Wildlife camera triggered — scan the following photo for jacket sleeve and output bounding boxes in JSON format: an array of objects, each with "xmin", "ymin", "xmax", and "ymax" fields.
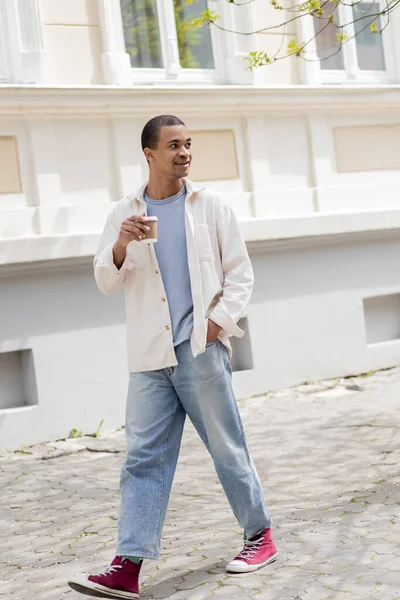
[
  {"xmin": 208, "ymin": 198, "xmax": 254, "ymax": 338},
  {"xmin": 93, "ymin": 209, "xmax": 134, "ymax": 295}
]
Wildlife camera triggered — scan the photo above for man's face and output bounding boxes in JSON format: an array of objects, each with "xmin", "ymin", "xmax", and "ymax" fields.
[{"xmin": 145, "ymin": 125, "xmax": 192, "ymax": 179}]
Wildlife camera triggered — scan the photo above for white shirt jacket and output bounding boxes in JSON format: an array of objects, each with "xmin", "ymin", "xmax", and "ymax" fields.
[{"xmin": 94, "ymin": 179, "xmax": 254, "ymax": 373}]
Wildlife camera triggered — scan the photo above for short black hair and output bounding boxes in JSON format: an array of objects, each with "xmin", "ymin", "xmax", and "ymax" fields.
[{"xmin": 141, "ymin": 115, "xmax": 185, "ymax": 151}]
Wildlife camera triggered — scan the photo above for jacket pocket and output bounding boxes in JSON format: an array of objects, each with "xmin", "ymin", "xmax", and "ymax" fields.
[
  {"xmin": 126, "ymin": 242, "xmax": 151, "ymax": 268},
  {"xmin": 194, "ymin": 224, "xmax": 216, "ymax": 261}
]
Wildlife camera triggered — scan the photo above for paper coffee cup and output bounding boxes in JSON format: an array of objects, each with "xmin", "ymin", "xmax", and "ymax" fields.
[{"xmin": 144, "ymin": 216, "xmax": 158, "ymax": 243}]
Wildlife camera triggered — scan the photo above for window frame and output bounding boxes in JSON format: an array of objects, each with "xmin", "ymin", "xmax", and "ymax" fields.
[
  {"xmin": 122, "ymin": 0, "xmax": 226, "ymax": 85},
  {"xmin": 298, "ymin": 0, "xmax": 395, "ymax": 85}
]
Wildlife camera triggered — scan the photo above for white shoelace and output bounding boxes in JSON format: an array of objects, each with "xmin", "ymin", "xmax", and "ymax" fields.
[
  {"xmin": 236, "ymin": 537, "xmax": 263, "ymax": 559},
  {"xmin": 99, "ymin": 564, "xmax": 123, "ymax": 576}
]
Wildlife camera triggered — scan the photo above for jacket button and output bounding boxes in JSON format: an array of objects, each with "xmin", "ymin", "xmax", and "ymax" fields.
[
  {"xmin": 142, "ymin": 212, "xmax": 146, "ymax": 217},
  {"xmin": 155, "ymin": 269, "xmax": 159, "ymax": 274},
  {"xmin": 165, "ymin": 325, "xmax": 170, "ymax": 331},
  {"xmin": 161, "ymin": 297, "xmax": 166, "ymax": 302}
]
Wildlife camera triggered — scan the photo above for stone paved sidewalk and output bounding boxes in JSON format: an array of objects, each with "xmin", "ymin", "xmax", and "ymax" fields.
[{"xmin": 1, "ymin": 368, "xmax": 400, "ymax": 600}]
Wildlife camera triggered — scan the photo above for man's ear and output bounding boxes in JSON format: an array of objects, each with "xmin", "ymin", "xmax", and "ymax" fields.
[{"xmin": 144, "ymin": 148, "xmax": 153, "ymax": 162}]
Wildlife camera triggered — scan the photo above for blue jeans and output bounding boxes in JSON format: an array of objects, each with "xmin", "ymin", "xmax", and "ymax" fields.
[{"xmin": 117, "ymin": 340, "xmax": 271, "ymax": 560}]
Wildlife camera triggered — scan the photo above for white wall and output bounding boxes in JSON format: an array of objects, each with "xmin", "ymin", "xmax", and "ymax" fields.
[
  {"xmin": 2, "ymin": 230, "xmax": 400, "ymax": 449},
  {"xmin": 0, "ymin": 264, "xmax": 128, "ymax": 449},
  {"xmin": 235, "ymin": 233, "xmax": 400, "ymax": 398}
]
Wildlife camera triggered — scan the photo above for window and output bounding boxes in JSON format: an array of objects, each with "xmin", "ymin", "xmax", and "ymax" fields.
[
  {"xmin": 121, "ymin": 0, "xmax": 163, "ymax": 69},
  {"xmin": 120, "ymin": 0, "xmax": 220, "ymax": 83},
  {"xmin": 352, "ymin": 2, "xmax": 386, "ymax": 71},
  {"xmin": 313, "ymin": 1, "xmax": 345, "ymax": 71},
  {"xmin": 0, "ymin": 350, "xmax": 38, "ymax": 411},
  {"xmin": 301, "ymin": 0, "xmax": 393, "ymax": 83}
]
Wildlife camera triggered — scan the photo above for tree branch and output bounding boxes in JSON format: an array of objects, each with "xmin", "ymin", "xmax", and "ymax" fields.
[{"xmin": 188, "ymin": 0, "xmax": 400, "ymax": 67}]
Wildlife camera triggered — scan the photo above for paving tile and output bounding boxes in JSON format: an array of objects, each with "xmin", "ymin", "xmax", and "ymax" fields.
[{"xmin": 2, "ymin": 367, "xmax": 400, "ymax": 599}]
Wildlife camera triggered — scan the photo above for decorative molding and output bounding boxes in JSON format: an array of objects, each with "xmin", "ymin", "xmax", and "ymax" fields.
[
  {"xmin": 245, "ymin": 117, "xmax": 269, "ymax": 190},
  {"xmin": 247, "ymin": 227, "xmax": 400, "ymax": 254},
  {"xmin": 27, "ymin": 119, "xmax": 62, "ymax": 211},
  {"xmin": 2, "ymin": 209, "xmax": 400, "ymax": 271},
  {"xmin": 97, "ymin": 0, "xmax": 132, "ymax": 85},
  {"xmin": 0, "ymin": 3, "xmax": 10, "ymax": 81},
  {"xmin": 1, "ymin": 85, "xmax": 400, "ymax": 118},
  {"xmin": 8, "ymin": 0, "xmax": 51, "ymax": 83},
  {"xmin": 17, "ymin": 0, "xmax": 44, "ymax": 53}
]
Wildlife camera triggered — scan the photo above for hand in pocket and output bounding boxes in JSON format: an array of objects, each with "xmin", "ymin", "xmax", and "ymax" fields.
[{"xmin": 206, "ymin": 319, "xmax": 222, "ymax": 344}]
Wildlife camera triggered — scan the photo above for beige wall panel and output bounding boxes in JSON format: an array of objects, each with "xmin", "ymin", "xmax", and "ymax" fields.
[
  {"xmin": 0, "ymin": 137, "xmax": 22, "ymax": 194},
  {"xmin": 43, "ymin": 25, "xmax": 103, "ymax": 84},
  {"xmin": 40, "ymin": 0, "xmax": 99, "ymax": 25},
  {"xmin": 334, "ymin": 125, "xmax": 400, "ymax": 173},
  {"xmin": 256, "ymin": 34, "xmax": 300, "ymax": 85},
  {"xmin": 190, "ymin": 130, "xmax": 239, "ymax": 182}
]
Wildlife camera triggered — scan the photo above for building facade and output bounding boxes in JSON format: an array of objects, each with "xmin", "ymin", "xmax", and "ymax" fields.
[{"xmin": 1, "ymin": 0, "xmax": 400, "ymax": 449}]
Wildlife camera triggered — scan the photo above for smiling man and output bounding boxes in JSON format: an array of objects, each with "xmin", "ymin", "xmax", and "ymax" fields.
[{"xmin": 68, "ymin": 115, "xmax": 277, "ymax": 599}]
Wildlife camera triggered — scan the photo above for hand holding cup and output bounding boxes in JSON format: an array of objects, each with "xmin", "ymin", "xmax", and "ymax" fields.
[{"xmin": 117, "ymin": 216, "xmax": 151, "ymax": 248}]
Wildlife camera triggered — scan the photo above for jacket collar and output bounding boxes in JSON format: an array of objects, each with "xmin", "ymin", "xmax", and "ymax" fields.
[{"xmin": 128, "ymin": 179, "xmax": 205, "ymax": 204}]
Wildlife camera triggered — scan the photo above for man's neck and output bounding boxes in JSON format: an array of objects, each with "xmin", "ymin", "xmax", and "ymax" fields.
[{"xmin": 145, "ymin": 177, "xmax": 184, "ymax": 201}]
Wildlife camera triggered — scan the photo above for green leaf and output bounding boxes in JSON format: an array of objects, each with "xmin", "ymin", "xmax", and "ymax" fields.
[
  {"xmin": 300, "ymin": 0, "xmax": 323, "ymax": 14},
  {"xmin": 14, "ymin": 443, "xmax": 33, "ymax": 455},
  {"xmin": 94, "ymin": 418, "xmax": 104, "ymax": 438},
  {"xmin": 187, "ymin": 9, "xmax": 220, "ymax": 29},
  {"xmin": 245, "ymin": 51, "xmax": 271, "ymax": 71},
  {"xmin": 68, "ymin": 428, "xmax": 83, "ymax": 439},
  {"xmin": 287, "ymin": 38, "xmax": 305, "ymax": 56},
  {"xmin": 370, "ymin": 22, "xmax": 377, "ymax": 33},
  {"xmin": 336, "ymin": 31, "xmax": 349, "ymax": 42}
]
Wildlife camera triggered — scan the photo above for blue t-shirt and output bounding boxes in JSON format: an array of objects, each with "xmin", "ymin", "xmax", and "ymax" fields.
[{"xmin": 144, "ymin": 185, "xmax": 194, "ymax": 347}]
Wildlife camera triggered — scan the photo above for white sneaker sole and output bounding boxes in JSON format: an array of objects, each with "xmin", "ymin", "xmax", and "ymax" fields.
[
  {"xmin": 226, "ymin": 551, "xmax": 279, "ymax": 573},
  {"xmin": 68, "ymin": 578, "xmax": 139, "ymax": 599}
]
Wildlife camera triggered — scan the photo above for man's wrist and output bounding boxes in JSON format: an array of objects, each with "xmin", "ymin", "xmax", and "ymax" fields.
[
  {"xmin": 114, "ymin": 240, "xmax": 127, "ymax": 252},
  {"xmin": 113, "ymin": 241, "xmax": 127, "ymax": 269},
  {"xmin": 209, "ymin": 319, "xmax": 222, "ymax": 333},
  {"xmin": 207, "ymin": 319, "xmax": 223, "ymax": 343}
]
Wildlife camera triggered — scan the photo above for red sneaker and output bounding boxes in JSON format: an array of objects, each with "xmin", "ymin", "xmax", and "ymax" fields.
[
  {"xmin": 226, "ymin": 528, "xmax": 278, "ymax": 573},
  {"xmin": 68, "ymin": 556, "xmax": 141, "ymax": 599}
]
